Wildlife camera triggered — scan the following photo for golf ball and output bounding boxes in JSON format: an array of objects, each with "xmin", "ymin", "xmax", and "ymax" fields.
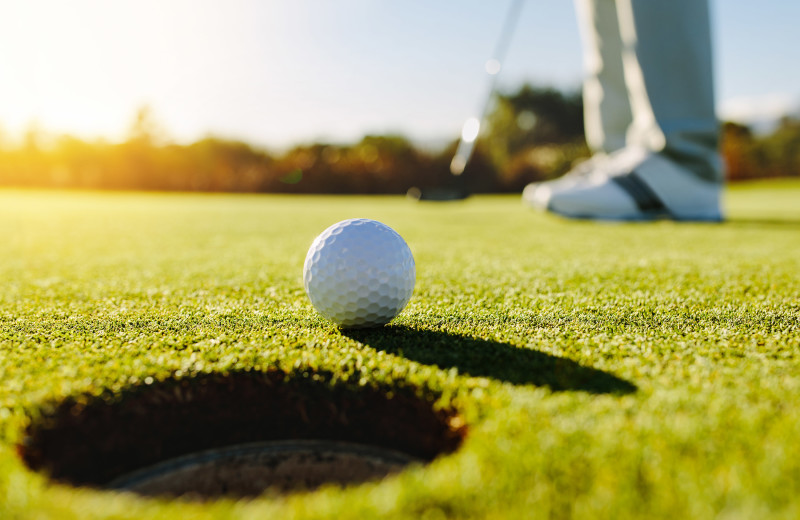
[{"xmin": 303, "ymin": 218, "xmax": 415, "ymax": 328}]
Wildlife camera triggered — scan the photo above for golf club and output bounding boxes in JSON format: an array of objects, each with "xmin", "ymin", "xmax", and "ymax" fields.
[{"xmin": 409, "ymin": 0, "xmax": 526, "ymax": 201}]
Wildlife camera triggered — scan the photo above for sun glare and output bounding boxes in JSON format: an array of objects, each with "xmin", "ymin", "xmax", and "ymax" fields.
[{"xmin": 0, "ymin": 1, "xmax": 299, "ymax": 145}]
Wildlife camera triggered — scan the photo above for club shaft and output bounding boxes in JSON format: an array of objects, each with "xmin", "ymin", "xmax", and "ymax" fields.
[{"xmin": 451, "ymin": 0, "xmax": 526, "ymax": 175}]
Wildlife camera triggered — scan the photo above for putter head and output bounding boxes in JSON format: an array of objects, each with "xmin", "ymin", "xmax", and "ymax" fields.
[
  {"xmin": 406, "ymin": 186, "xmax": 470, "ymax": 201},
  {"xmin": 407, "ymin": 170, "xmax": 470, "ymax": 201}
]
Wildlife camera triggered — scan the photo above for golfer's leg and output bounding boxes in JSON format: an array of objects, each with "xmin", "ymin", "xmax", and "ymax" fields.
[
  {"xmin": 521, "ymin": 0, "xmax": 633, "ymax": 209},
  {"xmin": 616, "ymin": 0, "xmax": 722, "ymax": 183},
  {"xmin": 574, "ymin": 0, "xmax": 632, "ymax": 154},
  {"xmin": 526, "ymin": 0, "xmax": 722, "ymax": 220}
]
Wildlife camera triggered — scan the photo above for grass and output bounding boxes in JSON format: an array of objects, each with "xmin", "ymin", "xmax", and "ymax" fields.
[{"xmin": 1, "ymin": 179, "xmax": 800, "ymax": 519}]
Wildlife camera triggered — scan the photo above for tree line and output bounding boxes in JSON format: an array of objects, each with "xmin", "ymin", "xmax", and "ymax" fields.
[{"xmin": 0, "ymin": 85, "xmax": 797, "ymax": 194}]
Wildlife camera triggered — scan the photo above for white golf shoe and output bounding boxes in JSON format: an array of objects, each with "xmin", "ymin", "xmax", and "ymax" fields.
[
  {"xmin": 522, "ymin": 152, "xmax": 610, "ymax": 210},
  {"xmin": 523, "ymin": 148, "xmax": 723, "ymax": 222}
]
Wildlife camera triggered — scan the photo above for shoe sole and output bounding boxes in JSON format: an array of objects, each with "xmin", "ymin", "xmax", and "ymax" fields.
[{"xmin": 547, "ymin": 203, "xmax": 723, "ymax": 223}]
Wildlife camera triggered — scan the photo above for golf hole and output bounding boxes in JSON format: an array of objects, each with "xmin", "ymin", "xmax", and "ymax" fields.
[{"xmin": 18, "ymin": 370, "xmax": 467, "ymax": 500}]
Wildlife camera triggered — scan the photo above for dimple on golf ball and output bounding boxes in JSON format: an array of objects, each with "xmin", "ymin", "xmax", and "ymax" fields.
[{"xmin": 303, "ymin": 218, "xmax": 415, "ymax": 328}]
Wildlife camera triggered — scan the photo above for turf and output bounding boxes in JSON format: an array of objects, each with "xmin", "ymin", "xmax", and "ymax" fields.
[{"xmin": 1, "ymin": 180, "xmax": 799, "ymax": 519}]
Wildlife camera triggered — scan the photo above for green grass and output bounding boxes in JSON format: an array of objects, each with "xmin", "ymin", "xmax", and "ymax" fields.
[{"xmin": 2, "ymin": 179, "xmax": 800, "ymax": 519}]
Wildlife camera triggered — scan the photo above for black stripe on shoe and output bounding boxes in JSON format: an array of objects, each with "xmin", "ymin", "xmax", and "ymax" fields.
[{"xmin": 611, "ymin": 171, "xmax": 666, "ymax": 213}]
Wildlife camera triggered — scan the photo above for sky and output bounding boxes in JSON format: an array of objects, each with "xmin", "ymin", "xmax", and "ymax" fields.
[{"xmin": 0, "ymin": 0, "xmax": 798, "ymax": 149}]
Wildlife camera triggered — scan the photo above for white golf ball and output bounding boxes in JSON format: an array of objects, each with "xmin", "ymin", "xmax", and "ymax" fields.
[{"xmin": 303, "ymin": 218, "xmax": 415, "ymax": 328}]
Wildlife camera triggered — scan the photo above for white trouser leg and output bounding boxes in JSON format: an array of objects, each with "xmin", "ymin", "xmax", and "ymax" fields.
[
  {"xmin": 615, "ymin": 0, "xmax": 722, "ymax": 183},
  {"xmin": 574, "ymin": 0, "xmax": 631, "ymax": 155}
]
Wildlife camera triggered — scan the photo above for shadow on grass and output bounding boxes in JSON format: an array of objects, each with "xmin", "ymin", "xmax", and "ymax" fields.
[
  {"xmin": 724, "ymin": 217, "xmax": 800, "ymax": 229},
  {"xmin": 342, "ymin": 326, "xmax": 636, "ymax": 395}
]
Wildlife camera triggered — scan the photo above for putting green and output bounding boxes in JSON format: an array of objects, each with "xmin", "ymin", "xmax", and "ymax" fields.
[{"xmin": 1, "ymin": 180, "xmax": 799, "ymax": 519}]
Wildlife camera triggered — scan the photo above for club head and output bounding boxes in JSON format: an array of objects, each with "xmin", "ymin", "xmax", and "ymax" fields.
[{"xmin": 406, "ymin": 186, "xmax": 470, "ymax": 202}]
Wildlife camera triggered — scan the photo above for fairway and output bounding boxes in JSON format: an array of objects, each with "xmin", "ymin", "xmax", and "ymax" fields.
[{"xmin": 2, "ymin": 181, "xmax": 800, "ymax": 519}]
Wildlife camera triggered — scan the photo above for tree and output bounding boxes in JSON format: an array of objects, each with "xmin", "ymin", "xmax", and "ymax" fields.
[
  {"xmin": 482, "ymin": 84, "xmax": 588, "ymax": 188},
  {"xmin": 127, "ymin": 106, "xmax": 168, "ymax": 147}
]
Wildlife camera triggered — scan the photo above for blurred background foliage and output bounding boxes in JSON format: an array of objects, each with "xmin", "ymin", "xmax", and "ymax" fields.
[{"xmin": 1, "ymin": 84, "xmax": 797, "ymax": 194}]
